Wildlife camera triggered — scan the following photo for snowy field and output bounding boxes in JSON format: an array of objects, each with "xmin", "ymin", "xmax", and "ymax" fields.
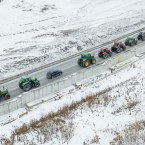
[
  {"xmin": 0, "ymin": 0, "xmax": 145, "ymax": 77},
  {"xmin": 0, "ymin": 56, "xmax": 145, "ymax": 144}
]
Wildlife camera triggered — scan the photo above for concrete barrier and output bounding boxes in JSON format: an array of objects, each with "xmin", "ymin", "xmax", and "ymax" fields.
[
  {"xmin": 109, "ymin": 57, "xmax": 139, "ymax": 73},
  {"xmin": 0, "ymin": 47, "xmax": 145, "ymax": 116}
]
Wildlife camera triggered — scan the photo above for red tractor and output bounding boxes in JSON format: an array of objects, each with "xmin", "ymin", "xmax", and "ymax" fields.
[
  {"xmin": 98, "ymin": 48, "xmax": 112, "ymax": 59},
  {"xmin": 111, "ymin": 41, "xmax": 126, "ymax": 53}
]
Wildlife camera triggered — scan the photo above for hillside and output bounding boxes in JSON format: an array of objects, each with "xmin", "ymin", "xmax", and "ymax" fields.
[{"xmin": 0, "ymin": 0, "xmax": 145, "ymax": 77}]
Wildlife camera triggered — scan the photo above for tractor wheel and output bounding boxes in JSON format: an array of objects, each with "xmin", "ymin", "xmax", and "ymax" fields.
[
  {"xmin": 109, "ymin": 52, "xmax": 112, "ymax": 57},
  {"xmin": 116, "ymin": 48, "xmax": 122, "ymax": 53},
  {"xmin": 34, "ymin": 82, "xmax": 40, "ymax": 88},
  {"xmin": 83, "ymin": 60, "xmax": 90, "ymax": 68},
  {"xmin": 125, "ymin": 42, "xmax": 128, "ymax": 45},
  {"xmin": 78, "ymin": 59, "xmax": 81, "ymax": 66},
  {"xmin": 142, "ymin": 37, "xmax": 145, "ymax": 41},
  {"xmin": 23, "ymin": 83, "xmax": 32, "ymax": 91},
  {"xmin": 111, "ymin": 47, "xmax": 114, "ymax": 52},
  {"xmin": 98, "ymin": 52, "xmax": 102, "ymax": 57},
  {"xmin": 129, "ymin": 42, "xmax": 133, "ymax": 46},
  {"xmin": 91, "ymin": 59, "xmax": 96, "ymax": 64},
  {"xmin": 103, "ymin": 53, "xmax": 108, "ymax": 59},
  {"xmin": 122, "ymin": 46, "xmax": 126, "ymax": 51},
  {"xmin": 4, "ymin": 94, "xmax": 10, "ymax": 100},
  {"xmin": 0, "ymin": 95, "xmax": 4, "ymax": 101}
]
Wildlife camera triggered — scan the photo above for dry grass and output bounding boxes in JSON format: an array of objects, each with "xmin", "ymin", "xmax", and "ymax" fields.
[
  {"xmin": 126, "ymin": 100, "xmax": 139, "ymax": 110},
  {"xmin": 110, "ymin": 120, "xmax": 145, "ymax": 145},
  {"xmin": 112, "ymin": 100, "xmax": 139, "ymax": 115},
  {"xmin": 90, "ymin": 134, "xmax": 100, "ymax": 144},
  {"xmin": 83, "ymin": 134, "xmax": 100, "ymax": 145},
  {"xmin": 0, "ymin": 88, "xmax": 112, "ymax": 145},
  {"xmin": 0, "ymin": 78, "xmax": 141, "ymax": 145},
  {"xmin": 110, "ymin": 132, "xmax": 123, "ymax": 145}
]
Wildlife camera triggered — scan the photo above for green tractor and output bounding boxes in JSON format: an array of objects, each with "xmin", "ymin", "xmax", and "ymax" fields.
[
  {"xmin": 125, "ymin": 37, "xmax": 137, "ymax": 46},
  {"xmin": 78, "ymin": 52, "xmax": 96, "ymax": 68},
  {"xmin": 0, "ymin": 88, "xmax": 10, "ymax": 101},
  {"xmin": 19, "ymin": 75, "xmax": 40, "ymax": 91}
]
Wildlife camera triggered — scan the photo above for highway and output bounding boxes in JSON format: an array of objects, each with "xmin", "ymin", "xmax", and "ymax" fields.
[{"xmin": 0, "ymin": 32, "xmax": 145, "ymax": 102}]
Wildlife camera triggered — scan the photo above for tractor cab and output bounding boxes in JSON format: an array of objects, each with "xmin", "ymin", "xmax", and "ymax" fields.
[
  {"xmin": 19, "ymin": 75, "xmax": 30, "ymax": 84},
  {"xmin": 100, "ymin": 48, "xmax": 109, "ymax": 53},
  {"xmin": 100, "ymin": 49, "xmax": 105, "ymax": 53},
  {"xmin": 81, "ymin": 52, "xmax": 92, "ymax": 59},
  {"xmin": 126, "ymin": 37, "xmax": 135, "ymax": 42},
  {"xmin": 114, "ymin": 42, "xmax": 121, "ymax": 47}
]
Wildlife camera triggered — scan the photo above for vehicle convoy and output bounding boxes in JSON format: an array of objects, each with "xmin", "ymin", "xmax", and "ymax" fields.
[
  {"xmin": 137, "ymin": 32, "xmax": 145, "ymax": 41},
  {"xmin": 111, "ymin": 41, "xmax": 126, "ymax": 53},
  {"xmin": 98, "ymin": 48, "xmax": 112, "ymax": 59},
  {"xmin": 19, "ymin": 76, "xmax": 40, "ymax": 91},
  {"xmin": 78, "ymin": 52, "xmax": 96, "ymax": 68},
  {"xmin": 125, "ymin": 37, "xmax": 137, "ymax": 46},
  {"xmin": 46, "ymin": 70, "xmax": 62, "ymax": 79},
  {"xmin": 0, "ymin": 88, "xmax": 10, "ymax": 101}
]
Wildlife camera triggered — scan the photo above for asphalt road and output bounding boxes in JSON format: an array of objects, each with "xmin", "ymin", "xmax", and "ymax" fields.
[{"xmin": 0, "ymin": 33, "xmax": 145, "ymax": 102}]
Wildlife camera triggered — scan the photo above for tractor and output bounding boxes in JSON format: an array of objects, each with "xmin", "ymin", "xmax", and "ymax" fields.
[
  {"xmin": 98, "ymin": 48, "xmax": 112, "ymax": 59},
  {"xmin": 19, "ymin": 75, "xmax": 40, "ymax": 91},
  {"xmin": 137, "ymin": 32, "xmax": 145, "ymax": 41},
  {"xmin": 0, "ymin": 88, "xmax": 10, "ymax": 101},
  {"xmin": 111, "ymin": 41, "xmax": 126, "ymax": 53},
  {"xmin": 125, "ymin": 37, "xmax": 137, "ymax": 46},
  {"xmin": 78, "ymin": 52, "xmax": 96, "ymax": 68}
]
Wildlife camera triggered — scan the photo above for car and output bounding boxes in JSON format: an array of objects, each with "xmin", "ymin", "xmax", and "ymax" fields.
[
  {"xmin": 111, "ymin": 41, "xmax": 126, "ymax": 53},
  {"xmin": 46, "ymin": 70, "xmax": 63, "ymax": 79},
  {"xmin": 98, "ymin": 48, "xmax": 112, "ymax": 59}
]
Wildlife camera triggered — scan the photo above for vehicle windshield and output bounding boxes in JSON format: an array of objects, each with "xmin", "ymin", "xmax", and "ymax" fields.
[
  {"xmin": 114, "ymin": 42, "xmax": 119, "ymax": 46},
  {"xmin": 128, "ymin": 39, "xmax": 133, "ymax": 42},
  {"xmin": 19, "ymin": 76, "xmax": 29, "ymax": 83},
  {"xmin": 81, "ymin": 54, "xmax": 87, "ymax": 58}
]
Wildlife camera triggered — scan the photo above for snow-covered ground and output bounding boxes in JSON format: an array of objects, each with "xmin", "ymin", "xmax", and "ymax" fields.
[
  {"xmin": 0, "ymin": 56, "xmax": 145, "ymax": 144},
  {"xmin": 0, "ymin": 0, "xmax": 145, "ymax": 77}
]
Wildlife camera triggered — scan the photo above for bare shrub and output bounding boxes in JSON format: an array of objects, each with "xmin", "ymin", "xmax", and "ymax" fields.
[
  {"xmin": 90, "ymin": 134, "xmax": 100, "ymax": 144},
  {"xmin": 110, "ymin": 132, "xmax": 123, "ymax": 145},
  {"xmin": 126, "ymin": 100, "xmax": 139, "ymax": 110},
  {"xmin": 110, "ymin": 120, "xmax": 145, "ymax": 145},
  {"xmin": 14, "ymin": 124, "xmax": 30, "ymax": 135},
  {"xmin": 0, "ymin": 88, "xmax": 116, "ymax": 144}
]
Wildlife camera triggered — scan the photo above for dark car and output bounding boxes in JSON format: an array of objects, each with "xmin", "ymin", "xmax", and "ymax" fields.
[{"xmin": 46, "ymin": 70, "xmax": 63, "ymax": 79}]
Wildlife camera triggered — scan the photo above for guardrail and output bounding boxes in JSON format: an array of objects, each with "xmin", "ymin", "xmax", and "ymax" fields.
[
  {"xmin": 0, "ymin": 27, "xmax": 145, "ymax": 85},
  {"xmin": 0, "ymin": 46, "xmax": 142, "ymax": 116}
]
